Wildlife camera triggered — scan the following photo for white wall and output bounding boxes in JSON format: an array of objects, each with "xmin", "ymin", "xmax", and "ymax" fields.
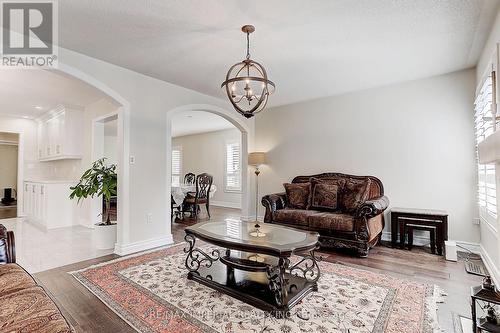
[
  {"xmin": 0, "ymin": 144, "xmax": 18, "ymax": 192},
  {"xmin": 0, "ymin": 133, "xmax": 18, "ymax": 193},
  {"xmin": 173, "ymin": 128, "xmax": 242, "ymax": 209},
  {"xmin": 72, "ymin": 98, "xmax": 121, "ymax": 227},
  {"xmin": 255, "ymin": 69, "xmax": 478, "ymax": 243},
  {"xmin": 0, "ymin": 116, "xmax": 37, "ymax": 178},
  {"xmin": 0, "ymin": 116, "xmax": 40, "ymax": 214},
  {"xmin": 104, "ymin": 119, "xmax": 118, "ymax": 166},
  {"xmin": 477, "ymin": 8, "xmax": 500, "ymax": 81}
]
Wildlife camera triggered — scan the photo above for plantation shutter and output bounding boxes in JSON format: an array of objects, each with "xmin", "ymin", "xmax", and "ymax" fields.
[
  {"xmin": 171, "ymin": 147, "xmax": 182, "ymax": 186},
  {"xmin": 225, "ymin": 142, "xmax": 241, "ymax": 191},
  {"xmin": 475, "ymin": 72, "xmax": 497, "ymax": 218}
]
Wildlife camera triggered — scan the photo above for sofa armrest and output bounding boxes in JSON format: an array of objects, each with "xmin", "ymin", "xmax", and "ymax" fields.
[
  {"xmin": 261, "ymin": 192, "xmax": 287, "ymax": 222},
  {"xmin": 357, "ymin": 196, "xmax": 389, "ymax": 219},
  {"xmin": 0, "ymin": 224, "xmax": 15, "ymax": 264}
]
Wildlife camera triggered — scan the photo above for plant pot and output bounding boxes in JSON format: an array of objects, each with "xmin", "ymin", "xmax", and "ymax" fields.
[{"xmin": 94, "ymin": 223, "xmax": 117, "ymax": 250}]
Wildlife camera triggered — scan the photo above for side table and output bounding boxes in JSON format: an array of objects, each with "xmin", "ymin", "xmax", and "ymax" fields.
[{"xmin": 390, "ymin": 207, "xmax": 448, "ymax": 255}]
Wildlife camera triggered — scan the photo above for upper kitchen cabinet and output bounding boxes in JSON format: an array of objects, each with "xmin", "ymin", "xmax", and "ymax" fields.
[{"xmin": 37, "ymin": 105, "xmax": 84, "ymax": 161}]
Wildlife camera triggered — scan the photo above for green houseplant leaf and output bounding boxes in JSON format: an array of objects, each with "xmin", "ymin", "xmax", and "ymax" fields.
[{"xmin": 69, "ymin": 158, "xmax": 117, "ymax": 225}]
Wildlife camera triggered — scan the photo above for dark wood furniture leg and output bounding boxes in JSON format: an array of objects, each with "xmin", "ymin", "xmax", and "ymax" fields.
[
  {"xmin": 398, "ymin": 219, "xmax": 406, "ymax": 249},
  {"xmin": 471, "ymin": 297, "xmax": 477, "ymax": 332},
  {"xmin": 407, "ymin": 225, "xmax": 413, "ymax": 250},
  {"xmin": 391, "ymin": 212, "xmax": 399, "ymax": 248},
  {"xmin": 430, "ymin": 229, "xmax": 436, "ymax": 254},
  {"xmin": 435, "ymin": 223, "xmax": 442, "ymax": 256}
]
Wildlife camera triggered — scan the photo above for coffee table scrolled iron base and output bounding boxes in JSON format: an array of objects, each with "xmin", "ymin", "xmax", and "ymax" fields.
[
  {"xmin": 265, "ymin": 250, "xmax": 321, "ymax": 308},
  {"xmin": 183, "ymin": 234, "xmax": 221, "ymax": 272},
  {"xmin": 183, "ymin": 221, "xmax": 321, "ymax": 317}
]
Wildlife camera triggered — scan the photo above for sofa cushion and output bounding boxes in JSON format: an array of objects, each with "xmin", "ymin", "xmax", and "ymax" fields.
[
  {"xmin": 308, "ymin": 212, "xmax": 355, "ymax": 232},
  {"xmin": 0, "ymin": 286, "xmax": 72, "ymax": 333},
  {"xmin": 0, "ymin": 264, "xmax": 37, "ymax": 295},
  {"xmin": 341, "ymin": 178, "xmax": 372, "ymax": 213},
  {"xmin": 284, "ymin": 183, "xmax": 311, "ymax": 209},
  {"xmin": 310, "ymin": 177, "xmax": 344, "ymax": 211},
  {"xmin": 274, "ymin": 208, "xmax": 319, "ymax": 227}
]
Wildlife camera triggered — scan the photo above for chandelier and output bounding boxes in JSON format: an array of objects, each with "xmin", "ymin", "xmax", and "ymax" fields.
[{"xmin": 221, "ymin": 25, "xmax": 275, "ymax": 119}]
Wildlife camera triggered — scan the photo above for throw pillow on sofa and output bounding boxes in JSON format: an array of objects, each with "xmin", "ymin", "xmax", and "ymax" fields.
[
  {"xmin": 283, "ymin": 183, "xmax": 311, "ymax": 209},
  {"xmin": 310, "ymin": 177, "xmax": 343, "ymax": 211},
  {"xmin": 341, "ymin": 178, "xmax": 372, "ymax": 213}
]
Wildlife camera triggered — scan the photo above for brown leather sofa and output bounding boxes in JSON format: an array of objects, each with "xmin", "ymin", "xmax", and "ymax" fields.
[
  {"xmin": 262, "ymin": 173, "xmax": 389, "ymax": 257},
  {"xmin": 0, "ymin": 224, "xmax": 72, "ymax": 332}
]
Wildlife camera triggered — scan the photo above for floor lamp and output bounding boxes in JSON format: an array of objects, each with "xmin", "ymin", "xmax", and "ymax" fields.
[{"xmin": 248, "ymin": 152, "xmax": 266, "ymax": 237}]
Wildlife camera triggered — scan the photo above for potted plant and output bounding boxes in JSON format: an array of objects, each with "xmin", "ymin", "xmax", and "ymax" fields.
[{"xmin": 70, "ymin": 158, "xmax": 117, "ymax": 249}]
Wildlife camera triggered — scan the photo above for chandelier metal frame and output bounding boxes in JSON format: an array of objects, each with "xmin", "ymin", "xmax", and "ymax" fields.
[{"xmin": 221, "ymin": 25, "xmax": 275, "ymax": 118}]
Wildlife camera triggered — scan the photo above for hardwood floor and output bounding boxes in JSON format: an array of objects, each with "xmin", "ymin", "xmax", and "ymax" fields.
[{"xmin": 35, "ymin": 206, "xmax": 482, "ymax": 332}]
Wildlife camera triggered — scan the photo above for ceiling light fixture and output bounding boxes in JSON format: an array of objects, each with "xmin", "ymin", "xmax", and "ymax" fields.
[
  {"xmin": 221, "ymin": 25, "xmax": 275, "ymax": 119},
  {"xmin": 33, "ymin": 106, "xmax": 43, "ymax": 110}
]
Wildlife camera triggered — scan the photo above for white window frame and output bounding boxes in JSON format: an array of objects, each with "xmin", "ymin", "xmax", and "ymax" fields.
[
  {"xmin": 475, "ymin": 60, "xmax": 498, "ymax": 222},
  {"xmin": 171, "ymin": 146, "xmax": 182, "ymax": 186},
  {"xmin": 224, "ymin": 140, "xmax": 241, "ymax": 193}
]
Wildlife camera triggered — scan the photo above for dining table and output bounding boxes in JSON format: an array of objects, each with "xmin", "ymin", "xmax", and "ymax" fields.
[{"xmin": 171, "ymin": 183, "xmax": 217, "ymax": 206}]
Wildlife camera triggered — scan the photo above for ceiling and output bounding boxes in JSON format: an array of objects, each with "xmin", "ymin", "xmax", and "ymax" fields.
[
  {"xmin": 172, "ymin": 111, "xmax": 235, "ymax": 137},
  {"xmin": 58, "ymin": 0, "xmax": 499, "ymax": 107},
  {"xmin": 0, "ymin": 69, "xmax": 106, "ymax": 118}
]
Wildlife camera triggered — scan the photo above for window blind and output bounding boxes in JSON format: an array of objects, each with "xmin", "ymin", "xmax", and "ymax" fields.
[
  {"xmin": 475, "ymin": 73, "xmax": 497, "ymax": 218},
  {"xmin": 171, "ymin": 147, "xmax": 182, "ymax": 186},
  {"xmin": 225, "ymin": 142, "xmax": 241, "ymax": 191}
]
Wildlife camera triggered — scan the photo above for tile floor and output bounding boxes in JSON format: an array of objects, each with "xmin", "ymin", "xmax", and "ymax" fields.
[{"xmin": 0, "ymin": 217, "xmax": 113, "ymax": 273}]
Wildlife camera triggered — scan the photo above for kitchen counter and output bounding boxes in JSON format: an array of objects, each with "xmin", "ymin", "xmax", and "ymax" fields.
[{"xmin": 24, "ymin": 180, "xmax": 77, "ymax": 184}]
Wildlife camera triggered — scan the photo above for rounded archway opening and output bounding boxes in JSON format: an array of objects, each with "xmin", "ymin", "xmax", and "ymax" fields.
[
  {"xmin": 166, "ymin": 104, "xmax": 251, "ymax": 224},
  {"xmin": 46, "ymin": 65, "xmax": 131, "ymax": 253}
]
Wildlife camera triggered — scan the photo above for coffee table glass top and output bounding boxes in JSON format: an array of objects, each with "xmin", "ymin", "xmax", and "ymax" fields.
[{"xmin": 186, "ymin": 220, "xmax": 319, "ymax": 255}]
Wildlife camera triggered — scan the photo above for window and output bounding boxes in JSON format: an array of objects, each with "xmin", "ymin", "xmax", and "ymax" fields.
[
  {"xmin": 475, "ymin": 71, "xmax": 497, "ymax": 218},
  {"xmin": 225, "ymin": 141, "xmax": 241, "ymax": 192},
  {"xmin": 171, "ymin": 146, "xmax": 182, "ymax": 186}
]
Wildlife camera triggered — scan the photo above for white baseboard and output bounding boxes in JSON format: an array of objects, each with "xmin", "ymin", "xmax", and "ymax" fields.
[
  {"xmin": 210, "ymin": 201, "xmax": 241, "ymax": 209},
  {"xmin": 78, "ymin": 218, "xmax": 94, "ymax": 229},
  {"xmin": 480, "ymin": 243, "xmax": 500, "ymax": 287},
  {"xmin": 455, "ymin": 241, "xmax": 481, "ymax": 254},
  {"xmin": 382, "ymin": 231, "xmax": 481, "ymax": 253},
  {"xmin": 114, "ymin": 234, "xmax": 173, "ymax": 256}
]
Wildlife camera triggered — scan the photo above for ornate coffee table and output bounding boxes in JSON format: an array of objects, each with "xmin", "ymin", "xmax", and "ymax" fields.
[{"xmin": 183, "ymin": 220, "xmax": 321, "ymax": 317}]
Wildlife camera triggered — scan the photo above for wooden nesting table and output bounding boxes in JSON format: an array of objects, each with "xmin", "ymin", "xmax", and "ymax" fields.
[{"xmin": 390, "ymin": 207, "xmax": 448, "ymax": 255}]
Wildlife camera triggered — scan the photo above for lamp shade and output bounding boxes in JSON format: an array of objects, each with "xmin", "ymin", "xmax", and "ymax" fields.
[{"xmin": 248, "ymin": 152, "xmax": 266, "ymax": 166}]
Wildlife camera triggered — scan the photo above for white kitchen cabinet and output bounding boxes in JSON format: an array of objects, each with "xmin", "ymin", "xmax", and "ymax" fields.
[
  {"xmin": 23, "ymin": 181, "xmax": 76, "ymax": 229},
  {"xmin": 37, "ymin": 105, "xmax": 84, "ymax": 161}
]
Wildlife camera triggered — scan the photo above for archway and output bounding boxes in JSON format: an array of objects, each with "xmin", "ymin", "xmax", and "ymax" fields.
[
  {"xmin": 166, "ymin": 104, "xmax": 251, "ymax": 221},
  {"xmin": 47, "ymin": 63, "xmax": 131, "ymax": 253}
]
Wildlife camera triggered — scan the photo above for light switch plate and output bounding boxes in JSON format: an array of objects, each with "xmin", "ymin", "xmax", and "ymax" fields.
[{"xmin": 129, "ymin": 155, "xmax": 135, "ymax": 164}]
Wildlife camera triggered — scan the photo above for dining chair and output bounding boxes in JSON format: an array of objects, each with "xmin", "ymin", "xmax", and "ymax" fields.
[
  {"xmin": 171, "ymin": 194, "xmax": 181, "ymax": 221},
  {"xmin": 184, "ymin": 173, "xmax": 196, "ymax": 185},
  {"xmin": 183, "ymin": 173, "xmax": 213, "ymax": 220}
]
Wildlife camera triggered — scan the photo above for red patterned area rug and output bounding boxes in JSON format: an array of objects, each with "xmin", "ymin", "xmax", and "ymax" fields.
[{"xmin": 70, "ymin": 243, "xmax": 446, "ymax": 333}]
